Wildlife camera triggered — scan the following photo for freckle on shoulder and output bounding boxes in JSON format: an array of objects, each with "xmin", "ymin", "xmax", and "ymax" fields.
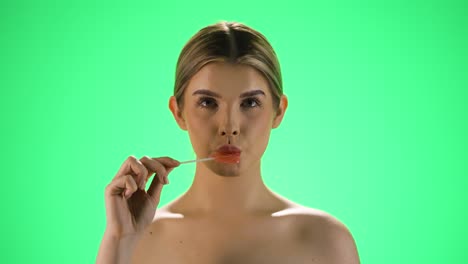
[{"xmin": 142, "ymin": 205, "xmax": 180, "ymax": 235}]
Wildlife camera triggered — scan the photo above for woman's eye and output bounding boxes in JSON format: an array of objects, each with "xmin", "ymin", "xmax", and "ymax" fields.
[
  {"xmin": 241, "ymin": 98, "xmax": 261, "ymax": 108},
  {"xmin": 198, "ymin": 97, "xmax": 218, "ymax": 108}
]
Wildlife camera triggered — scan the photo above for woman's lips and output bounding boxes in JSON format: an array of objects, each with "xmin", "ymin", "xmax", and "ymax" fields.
[
  {"xmin": 216, "ymin": 145, "xmax": 241, "ymax": 154},
  {"xmin": 212, "ymin": 145, "xmax": 241, "ymax": 163}
]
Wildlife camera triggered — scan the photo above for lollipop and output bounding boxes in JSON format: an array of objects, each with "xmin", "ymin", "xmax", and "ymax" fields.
[{"xmin": 179, "ymin": 152, "xmax": 240, "ymax": 164}]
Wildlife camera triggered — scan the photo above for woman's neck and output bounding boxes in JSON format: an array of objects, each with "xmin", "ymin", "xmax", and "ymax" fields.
[{"xmin": 169, "ymin": 161, "xmax": 287, "ymax": 217}]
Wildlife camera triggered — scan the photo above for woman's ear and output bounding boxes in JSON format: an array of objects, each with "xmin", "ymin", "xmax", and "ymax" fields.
[
  {"xmin": 169, "ymin": 96, "xmax": 188, "ymax": 130},
  {"xmin": 272, "ymin": 95, "xmax": 288, "ymax": 129}
]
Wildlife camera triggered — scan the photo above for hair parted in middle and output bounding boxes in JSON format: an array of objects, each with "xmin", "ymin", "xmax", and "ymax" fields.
[{"xmin": 174, "ymin": 21, "xmax": 283, "ymax": 110}]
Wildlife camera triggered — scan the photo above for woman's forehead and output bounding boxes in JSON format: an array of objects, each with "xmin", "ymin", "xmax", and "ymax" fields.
[{"xmin": 186, "ymin": 62, "xmax": 270, "ymax": 97}]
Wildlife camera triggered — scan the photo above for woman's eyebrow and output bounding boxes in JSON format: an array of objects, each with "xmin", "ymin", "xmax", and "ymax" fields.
[
  {"xmin": 192, "ymin": 89, "xmax": 221, "ymax": 98},
  {"xmin": 192, "ymin": 89, "xmax": 265, "ymax": 98},
  {"xmin": 240, "ymin": 90, "xmax": 265, "ymax": 98}
]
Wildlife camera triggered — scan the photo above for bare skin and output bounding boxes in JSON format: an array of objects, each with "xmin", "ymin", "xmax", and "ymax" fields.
[
  {"xmin": 97, "ymin": 62, "xmax": 360, "ymax": 263},
  {"xmin": 132, "ymin": 196, "xmax": 359, "ymax": 264}
]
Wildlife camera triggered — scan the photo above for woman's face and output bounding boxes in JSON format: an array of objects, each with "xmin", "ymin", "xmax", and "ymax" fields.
[{"xmin": 170, "ymin": 62, "xmax": 287, "ymax": 177}]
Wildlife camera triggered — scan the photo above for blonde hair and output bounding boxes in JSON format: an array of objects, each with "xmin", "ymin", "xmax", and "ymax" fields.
[{"xmin": 174, "ymin": 21, "xmax": 283, "ymax": 109}]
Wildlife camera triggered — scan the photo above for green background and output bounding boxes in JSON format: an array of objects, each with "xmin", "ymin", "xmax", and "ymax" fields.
[{"xmin": 1, "ymin": 0, "xmax": 466, "ymax": 263}]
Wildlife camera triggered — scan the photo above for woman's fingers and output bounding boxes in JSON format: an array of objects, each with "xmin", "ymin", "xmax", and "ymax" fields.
[
  {"xmin": 140, "ymin": 156, "xmax": 166, "ymax": 185},
  {"xmin": 156, "ymin": 157, "xmax": 180, "ymax": 182},
  {"xmin": 102, "ymin": 155, "xmax": 180, "ymax": 240},
  {"xmin": 115, "ymin": 156, "xmax": 149, "ymax": 190},
  {"xmin": 140, "ymin": 156, "xmax": 179, "ymax": 185},
  {"xmin": 111, "ymin": 155, "xmax": 180, "ymax": 202},
  {"xmin": 105, "ymin": 174, "xmax": 138, "ymax": 199},
  {"xmin": 141, "ymin": 157, "xmax": 180, "ymax": 202}
]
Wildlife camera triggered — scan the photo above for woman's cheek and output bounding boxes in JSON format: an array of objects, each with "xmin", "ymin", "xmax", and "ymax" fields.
[
  {"xmin": 248, "ymin": 114, "xmax": 272, "ymax": 147},
  {"xmin": 186, "ymin": 116, "xmax": 211, "ymax": 153}
]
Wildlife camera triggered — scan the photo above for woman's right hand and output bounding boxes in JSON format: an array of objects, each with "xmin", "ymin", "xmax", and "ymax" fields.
[{"xmin": 103, "ymin": 155, "xmax": 180, "ymax": 239}]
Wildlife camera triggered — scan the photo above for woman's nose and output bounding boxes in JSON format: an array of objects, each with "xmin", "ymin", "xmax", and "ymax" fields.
[
  {"xmin": 220, "ymin": 129, "xmax": 238, "ymax": 136},
  {"xmin": 218, "ymin": 110, "xmax": 239, "ymax": 137}
]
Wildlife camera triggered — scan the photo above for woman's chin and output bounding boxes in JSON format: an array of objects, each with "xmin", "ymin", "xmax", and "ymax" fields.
[{"xmin": 207, "ymin": 162, "xmax": 242, "ymax": 177}]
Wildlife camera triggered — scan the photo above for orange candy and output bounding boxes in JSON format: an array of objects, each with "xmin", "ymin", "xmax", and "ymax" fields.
[{"xmin": 211, "ymin": 152, "xmax": 241, "ymax": 164}]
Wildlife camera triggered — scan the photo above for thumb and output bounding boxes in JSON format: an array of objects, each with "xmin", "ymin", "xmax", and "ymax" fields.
[
  {"xmin": 147, "ymin": 166, "xmax": 177, "ymax": 204},
  {"xmin": 146, "ymin": 172, "xmax": 165, "ymax": 203}
]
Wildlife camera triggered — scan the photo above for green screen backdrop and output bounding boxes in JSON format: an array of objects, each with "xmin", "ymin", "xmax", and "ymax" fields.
[{"xmin": 1, "ymin": 0, "xmax": 466, "ymax": 263}]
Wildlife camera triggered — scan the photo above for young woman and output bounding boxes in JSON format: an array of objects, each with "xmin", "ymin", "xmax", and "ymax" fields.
[{"xmin": 97, "ymin": 21, "xmax": 360, "ymax": 264}]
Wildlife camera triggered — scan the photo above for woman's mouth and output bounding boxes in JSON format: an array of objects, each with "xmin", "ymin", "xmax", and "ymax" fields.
[{"xmin": 212, "ymin": 145, "xmax": 241, "ymax": 164}]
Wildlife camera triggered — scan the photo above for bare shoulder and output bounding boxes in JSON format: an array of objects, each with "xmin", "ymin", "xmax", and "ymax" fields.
[
  {"xmin": 277, "ymin": 204, "xmax": 360, "ymax": 264},
  {"xmin": 146, "ymin": 204, "xmax": 184, "ymax": 231},
  {"xmin": 277, "ymin": 205, "xmax": 353, "ymax": 234}
]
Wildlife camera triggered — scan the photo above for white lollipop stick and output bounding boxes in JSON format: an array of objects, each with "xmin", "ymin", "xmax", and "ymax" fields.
[{"xmin": 178, "ymin": 157, "xmax": 215, "ymax": 165}]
